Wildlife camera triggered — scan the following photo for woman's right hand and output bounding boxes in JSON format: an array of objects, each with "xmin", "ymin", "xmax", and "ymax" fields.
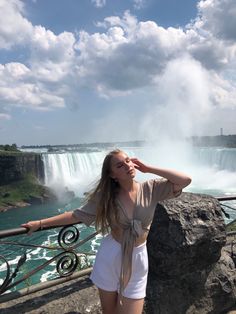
[
  {"xmin": 131, "ymin": 158, "xmax": 150, "ymax": 173},
  {"xmin": 21, "ymin": 220, "xmax": 41, "ymax": 235}
]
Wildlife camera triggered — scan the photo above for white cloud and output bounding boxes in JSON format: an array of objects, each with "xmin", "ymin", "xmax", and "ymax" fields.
[
  {"xmin": 185, "ymin": 0, "xmax": 236, "ymax": 71},
  {"xmin": 0, "ymin": 83, "xmax": 65, "ymax": 111},
  {"xmin": 30, "ymin": 26, "xmax": 76, "ymax": 82},
  {"xmin": 0, "ymin": 0, "xmax": 236, "ymax": 125},
  {"xmin": 0, "ymin": 113, "xmax": 11, "ymax": 120},
  {"xmin": 133, "ymin": 0, "xmax": 146, "ymax": 10},
  {"xmin": 75, "ymin": 11, "xmax": 187, "ymax": 95},
  {"xmin": 73, "ymin": 7, "xmax": 236, "ymax": 111},
  {"xmin": 91, "ymin": 0, "xmax": 106, "ymax": 8},
  {"xmin": 0, "ymin": 63, "xmax": 65, "ymax": 111},
  {"xmin": 196, "ymin": 0, "xmax": 236, "ymax": 41},
  {"xmin": 0, "ymin": 1, "xmax": 76, "ymax": 111},
  {"xmin": 187, "ymin": 32, "xmax": 234, "ymax": 70},
  {"xmin": 31, "ymin": 26, "xmax": 75, "ymax": 61},
  {"xmin": 0, "ymin": 0, "xmax": 33, "ymax": 49},
  {"xmin": 210, "ymin": 72, "xmax": 236, "ymax": 108},
  {"xmin": 0, "ymin": 62, "xmax": 30, "ymax": 81}
]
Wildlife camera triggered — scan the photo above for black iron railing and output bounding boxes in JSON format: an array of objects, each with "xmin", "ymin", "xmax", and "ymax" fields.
[
  {"xmin": 0, "ymin": 224, "xmax": 98, "ymax": 297},
  {"xmin": 217, "ymin": 196, "xmax": 236, "ymax": 221}
]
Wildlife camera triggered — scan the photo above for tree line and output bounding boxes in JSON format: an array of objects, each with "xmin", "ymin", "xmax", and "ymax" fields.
[{"xmin": 0, "ymin": 144, "xmax": 19, "ymax": 152}]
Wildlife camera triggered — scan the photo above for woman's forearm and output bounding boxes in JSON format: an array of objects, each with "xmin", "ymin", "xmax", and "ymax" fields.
[
  {"xmin": 21, "ymin": 211, "xmax": 80, "ymax": 233},
  {"xmin": 147, "ymin": 166, "xmax": 192, "ymax": 187},
  {"xmin": 40, "ymin": 211, "xmax": 78, "ymax": 229}
]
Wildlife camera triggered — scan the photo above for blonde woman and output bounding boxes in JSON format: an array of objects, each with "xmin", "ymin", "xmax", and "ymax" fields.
[{"xmin": 22, "ymin": 149, "xmax": 191, "ymax": 314}]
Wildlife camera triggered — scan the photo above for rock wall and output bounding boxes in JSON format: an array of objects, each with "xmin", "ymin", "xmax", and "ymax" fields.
[
  {"xmin": 0, "ymin": 153, "xmax": 44, "ymax": 185},
  {"xmin": 145, "ymin": 192, "xmax": 236, "ymax": 314}
]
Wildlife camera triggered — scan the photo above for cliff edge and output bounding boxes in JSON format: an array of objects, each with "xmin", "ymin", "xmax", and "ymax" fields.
[{"xmin": 0, "ymin": 152, "xmax": 56, "ymax": 211}]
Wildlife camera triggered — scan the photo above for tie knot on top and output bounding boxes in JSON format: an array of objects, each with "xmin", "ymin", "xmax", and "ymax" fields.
[
  {"xmin": 130, "ymin": 219, "xmax": 144, "ymax": 237},
  {"xmin": 122, "ymin": 218, "xmax": 144, "ymax": 238}
]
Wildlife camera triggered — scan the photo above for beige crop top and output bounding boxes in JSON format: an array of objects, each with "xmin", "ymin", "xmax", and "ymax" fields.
[{"xmin": 73, "ymin": 178, "xmax": 182, "ymax": 295}]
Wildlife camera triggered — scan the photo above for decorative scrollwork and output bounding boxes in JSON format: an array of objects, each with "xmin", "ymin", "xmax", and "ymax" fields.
[
  {"xmin": 0, "ymin": 224, "xmax": 96, "ymax": 296},
  {"xmin": 56, "ymin": 251, "xmax": 79, "ymax": 277},
  {"xmin": 0, "ymin": 253, "xmax": 26, "ymax": 294},
  {"xmin": 58, "ymin": 225, "xmax": 80, "ymax": 250},
  {"xmin": 0, "ymin": 255, "xmax": 11, "ymax": 294}
]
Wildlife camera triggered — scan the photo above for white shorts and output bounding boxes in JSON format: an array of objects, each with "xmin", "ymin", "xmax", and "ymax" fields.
[{"xmin": 90, "ymin": 234, "xmax": 148, "ymax": 299}]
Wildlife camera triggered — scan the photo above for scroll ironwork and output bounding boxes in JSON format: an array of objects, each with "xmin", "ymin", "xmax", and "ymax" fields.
[{"xmin": 0, "ymin": 224, "xmax": 98, "ymax": 295}]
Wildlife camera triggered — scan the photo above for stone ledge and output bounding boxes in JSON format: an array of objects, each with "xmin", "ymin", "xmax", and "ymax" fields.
[{"xmin": 0, "ymin": 276, "xmax": 102, "ymax": 314}]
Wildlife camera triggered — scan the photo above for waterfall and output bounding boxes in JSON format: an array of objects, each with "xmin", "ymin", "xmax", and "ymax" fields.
[
  {"xmin": 42, "ymin": 151, "xmax": 107, "ymax": 195},
  {"xmin": 193, "ymin": 147, "xmax": 236, "ymax": 172},
  {"xmin": 41, "ymin": 146, "xmax": 236, "ymax": 197}
]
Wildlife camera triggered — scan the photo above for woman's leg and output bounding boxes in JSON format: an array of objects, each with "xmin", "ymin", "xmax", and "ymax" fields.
[
  {"xmin": 98, "ymin": 288, "xmax": 118, "ymax": 314},
  {"xmin": 116, "ymin": 296, "xmax": 144, "ymax": 314}
]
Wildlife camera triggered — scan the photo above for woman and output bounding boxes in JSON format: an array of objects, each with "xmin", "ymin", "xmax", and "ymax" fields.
[{"xmin": 22, "ymin": 149, "xmax": 191, "ymax": 314}]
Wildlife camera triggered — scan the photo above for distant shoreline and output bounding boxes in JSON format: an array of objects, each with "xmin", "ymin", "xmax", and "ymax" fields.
[{"xmin": 20, "ymin": 135, "xmax": 236, "ymax": 150}]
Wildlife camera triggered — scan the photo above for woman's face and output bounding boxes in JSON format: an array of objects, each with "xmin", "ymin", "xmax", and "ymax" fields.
[{"xmin": 109, "ymin": 152, "xmax": 136, "ymax": 181}]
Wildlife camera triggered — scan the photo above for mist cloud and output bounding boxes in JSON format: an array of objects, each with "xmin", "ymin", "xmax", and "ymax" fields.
[{"xmin": 139, "ymin": 56, "xmax": 213, "ymax": 139}]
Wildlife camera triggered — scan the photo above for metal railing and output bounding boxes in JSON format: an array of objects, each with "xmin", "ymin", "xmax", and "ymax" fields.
[
  {"xmin": 0, "ymin": 195, "xmax": 235, "ymax": 302},
  {"xmin": 0, "ymin": 224, "xmax": 98, "ymax": 300},
  {"xmin": 217, "ymin": 196, "xmax": 236, "ymax": 224}
]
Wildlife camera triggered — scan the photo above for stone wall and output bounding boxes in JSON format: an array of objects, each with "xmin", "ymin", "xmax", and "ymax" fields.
[{"xmin": 0, "ymin": 153, "xmax": 44, "ymax": 185}]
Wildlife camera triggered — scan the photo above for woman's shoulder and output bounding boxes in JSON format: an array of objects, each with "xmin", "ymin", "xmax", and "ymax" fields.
[
  {"xmin": 141, "ymin": 178, "xmax": 157, "ymax": 188},
  {"xmin": 138, "ymin": 179, "xmax": 156, "ymax": 194},
  {"xmin": 140, "ymin": 178, "xmax": 168, "ymax": 195}
]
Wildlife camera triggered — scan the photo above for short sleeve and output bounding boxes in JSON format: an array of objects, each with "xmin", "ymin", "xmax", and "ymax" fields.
[
  {"xmin": 150, "ymin": 178, "xmax": 182, "ymax": 202},
  {"xmin": 72, "ymin": 198, "xmax": 97, "ymax": 227}
]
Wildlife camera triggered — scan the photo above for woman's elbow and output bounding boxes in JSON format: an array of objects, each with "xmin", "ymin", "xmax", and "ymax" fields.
[{"xmin": 183, "ymin": 176, "xmax": 192, "ymax": 187}]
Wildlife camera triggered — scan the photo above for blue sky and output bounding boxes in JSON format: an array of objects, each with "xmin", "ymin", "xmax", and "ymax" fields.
[{"xmin": 0, "ymin": 0, "xmax": 236, "ymax": 146}]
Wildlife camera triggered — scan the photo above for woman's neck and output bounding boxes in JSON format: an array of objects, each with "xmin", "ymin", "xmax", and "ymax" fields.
[{"xmin": 118, "ymin": 179, "xmax": 137, "ymax": 193}]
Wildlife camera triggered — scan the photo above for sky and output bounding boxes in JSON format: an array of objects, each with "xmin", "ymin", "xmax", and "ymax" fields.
[{"xmin": 0, "ymin": 0, "xmax": 236, "ymax": 146}]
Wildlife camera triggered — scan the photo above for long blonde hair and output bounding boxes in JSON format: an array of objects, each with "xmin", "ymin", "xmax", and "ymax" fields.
[{"xmin": 87, "ymin": 149, "xmax": 123, "ymax": 234}]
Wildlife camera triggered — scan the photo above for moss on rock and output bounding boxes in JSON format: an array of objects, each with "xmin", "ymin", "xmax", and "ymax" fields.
[
  {"xmin": 0, "ymin": 175, "xmax": 56, "ymax": 211},
  {"xmin": 226, "ymin": 220, "xmax": 236, "ymax": 232}
]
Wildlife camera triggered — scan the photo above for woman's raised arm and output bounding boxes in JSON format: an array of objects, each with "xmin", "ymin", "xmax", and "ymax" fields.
[{"xmin": 131, "ymin": 158, "xmax": 192, "ymax": 191}]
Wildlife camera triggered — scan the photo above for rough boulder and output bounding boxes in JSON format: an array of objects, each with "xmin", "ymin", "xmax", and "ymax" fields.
[{"xmin": 145, "ymin": 192, "xmax": 236, "ymax": 314}]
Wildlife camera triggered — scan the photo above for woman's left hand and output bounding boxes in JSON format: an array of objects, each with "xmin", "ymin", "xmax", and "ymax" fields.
[{"xmin": 131, "ymin": 158, "xmax": 150, "ymax": 173}]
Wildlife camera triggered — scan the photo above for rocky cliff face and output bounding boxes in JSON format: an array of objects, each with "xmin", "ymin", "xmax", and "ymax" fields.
[
  {"xmin": 0, "ymin": 153, "xmax": 44, "ymax": 185},
  {"xmin": 145, "ymin": 192, "xmax": 236, "ymax": 314}
]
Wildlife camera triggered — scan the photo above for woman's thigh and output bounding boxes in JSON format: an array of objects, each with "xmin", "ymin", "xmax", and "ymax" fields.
[
  {"xmin": 98, "ymin": 288, "xmax": 118, "ymax": 314},
  {"xmin": 117, "ymin": 296, "xmax": 144, "ymax": 314}
]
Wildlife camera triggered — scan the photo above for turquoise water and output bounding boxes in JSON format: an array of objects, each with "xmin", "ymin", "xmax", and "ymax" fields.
[{"xmin": 0, "ymin": 199, "xmax": 102, "ymax": 292}]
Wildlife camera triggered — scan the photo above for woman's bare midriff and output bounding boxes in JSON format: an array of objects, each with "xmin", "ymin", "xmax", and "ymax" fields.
[{"xmin": 111, "ymin": 227, "xmax": 148, "ymax": 247}]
